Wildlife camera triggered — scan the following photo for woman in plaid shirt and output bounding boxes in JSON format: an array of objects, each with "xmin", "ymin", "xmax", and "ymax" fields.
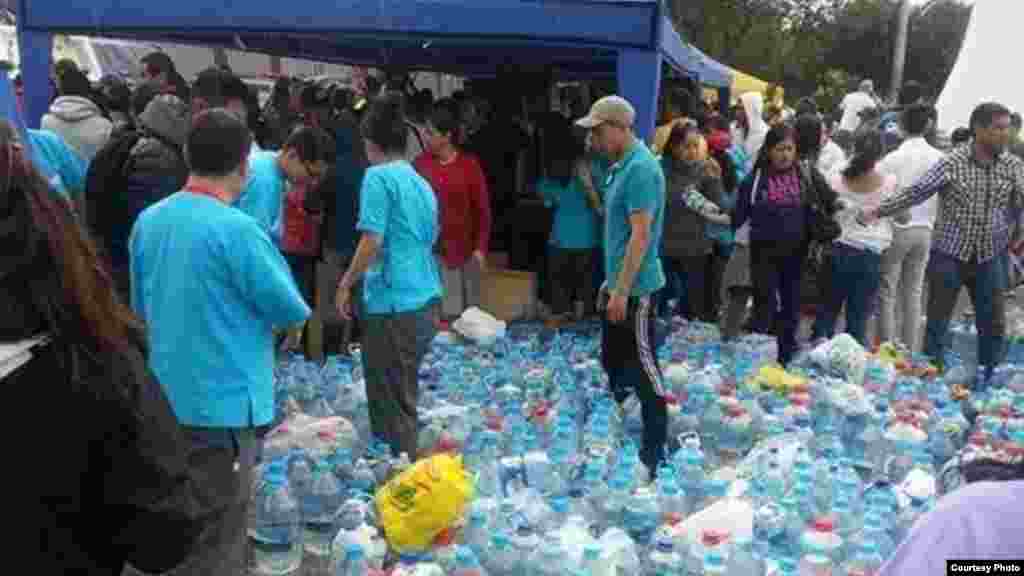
[{"xmin": 864, "ymin": 102, "xmax": 1024, "ymax": 383}]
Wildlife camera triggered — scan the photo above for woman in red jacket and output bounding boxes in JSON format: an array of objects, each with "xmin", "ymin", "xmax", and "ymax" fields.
[{"xmin": 414, "ymin": 98, "xmax": 491, "ymax": 320}]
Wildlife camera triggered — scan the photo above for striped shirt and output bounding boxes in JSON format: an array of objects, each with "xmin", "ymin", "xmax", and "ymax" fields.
[{"xmin": 877, "ymin": 145, "xmax": 1024, "ymax": 263}]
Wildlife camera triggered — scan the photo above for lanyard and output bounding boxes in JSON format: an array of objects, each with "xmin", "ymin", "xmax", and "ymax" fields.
[{"xmin": 184, "ymin": 183, "xmax": 230, "ymax": 203}]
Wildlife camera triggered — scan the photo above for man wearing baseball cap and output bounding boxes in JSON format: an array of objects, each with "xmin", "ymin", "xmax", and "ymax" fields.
[{"xmin": 577, "ymin": 95, "xmax": 668, "ymax": 476}]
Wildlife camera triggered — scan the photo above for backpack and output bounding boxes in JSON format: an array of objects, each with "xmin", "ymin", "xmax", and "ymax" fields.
[{"xmin": 85, "ymin": 129, "xmax": 145, "ymax": 236}]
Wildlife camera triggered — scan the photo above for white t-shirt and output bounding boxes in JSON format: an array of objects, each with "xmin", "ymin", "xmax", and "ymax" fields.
[
  {"xmin": 876, "ymin": 137, "xmax": 946, "ymax": 230},
  {"xmin": 839, "ymin": 91, "xmax": 877, "ymax": 133},
  {"xmin": 817, "ymin": 139, "xmax": 847, "ymax": 178},
  {"xmin": 830, "ymin": 171, "xmax": 896, "ymax": 253}
]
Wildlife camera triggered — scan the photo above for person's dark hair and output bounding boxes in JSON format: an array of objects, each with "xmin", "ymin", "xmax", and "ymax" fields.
[
  {"xmin": 360, "ymin": 91, "xmax": 408, "ymax": 154},
  {"xmin": 1012, "ymin": 113, "xmax": 1023, "ymax": 130},
  {"xmin": 185, "ymin": 109, "xmax": 253, "ymax": 178},
  {"xmin": 899, "ymin": 81, "xmax": 924, "ymax": 107},
  {"xmin": 969, "ymin": 102, "xmax": 1012, "ymax": 135},
  {"xmin": 0, "ymin": 118, "xmax": 143, "ymax": 354},
  {"xmin": 669, "ymin": 87, "xmax": 696, "ymax": 119},
  {"xmin": 664, "ymin": 121, "xmax": 700, "ymax": 159},
  {"xmin": 271, "ymin": 77, "xmax": 292, "ymax": 111},
  {"xmin": 951, "ymin": 127, "xmax": 972, "ymax": 146},
  {"xmin": 795, "ymin": 97, "xmax": 819, "ymax": 117},
  {"xmin": 98, "ymin": 75, "xmax": 131, "ymax": 115},
  {"xmin": 191, "ymin": 67, "xmax": 229, "ymax": 108},
  {"xmin": 903, "ymin": 104, "xmax": 934, "ymax": 136},
  {"xmin": 131, "ymin": 81, "xmax": 161, "ymax": 117},
  {"xmin": 301, "ymin": 80, "xmax": 331, "ymax": 111},
  {"xmin": 140, "ymin": 51, "xmax": 176, "ymax": 76},
  {"xmin": 283, "ymin": 126, "xmax": 335, "ymax": 165},
  {"xmin": 754, "ymin": 123, "xmax": 797, "ymax": 171},
  {"xmin": 540, "ymin": 116, "xmax": 582, "ymax": 186},
  {"xmin": 428, "ymin": 98, "xmax": 461, "ymax": 141},
  {"xmin": 220, "ymin": 73, "xmax": 251, "ymax": 107},
  {"xmin": 408, "ymin": 89, "xmax": 434, "ymax": 122},
  {"xmin": 56, "ymin": 68, "xmax": 92, "ymax": 98},
  {"xmin": 842, "ymin": 129, "xmax": 884, "ymax": 180},
  {"xmin": 794, "ymin": 114, "xmax": 824, "ymax": 160}
]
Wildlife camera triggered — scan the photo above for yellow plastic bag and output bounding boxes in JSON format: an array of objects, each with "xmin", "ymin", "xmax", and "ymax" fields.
[
  {"xmin": 751, "ymin": 364, "xmax": 808, "ymax": 395},
  {"xmin": 375, "ymin": 453, "xmax": 474, "ymax": 552}
]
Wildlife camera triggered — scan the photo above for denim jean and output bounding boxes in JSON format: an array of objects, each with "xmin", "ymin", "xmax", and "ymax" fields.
[
  {"xmin": 750, "ymin": 244, "xmax": 804, "ymax": 366},
  {"xmin": 924, "ymin": 250, "xmax": 1007, "ymax": 375},
  {"xmin": 658, "ymin": 256, "xmax": 707, "ymax": 321},
  {"xmin": 812, "ymin": 243, "xmax": 883, "ymax": 347}
]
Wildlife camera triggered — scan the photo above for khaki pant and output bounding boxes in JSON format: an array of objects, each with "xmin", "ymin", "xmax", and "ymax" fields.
[
  {"xmin": 439, "ymin": 257, "xmax": 483, "ymax": 319},
  {"xmin": 878, "ymin": 227, "xmax": 931, "ymax": 352}
]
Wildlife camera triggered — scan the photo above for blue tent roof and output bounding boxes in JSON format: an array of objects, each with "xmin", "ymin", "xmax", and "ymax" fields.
[
  {"xmin": 16, "ymin": 0, "xmax": 732, "ymax": 138},
  {"xmin": 659, "ymin": 19, "xmax": 731, "ymax": 88},
  {"xmin": 17, "ymin": 0, "xmax": 729, "ymax": 82}
]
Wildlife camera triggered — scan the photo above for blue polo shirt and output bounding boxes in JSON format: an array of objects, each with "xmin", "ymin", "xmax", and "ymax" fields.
[
  {"xmin": 236, "ymin": 150, "xmax": 285, "ymax": 243},
  {"xmin": 539, "ymin": 177, "xmax": 598, "ymax": 250},
  {"xmin": 129, "ymin": 192, "xmax": 310, "ymax": 428},
  {"xmin": 357, "ymin": 161, "xmax": 442, "ymax": 315},
  {"xmin": 603, "ymin": 139, "xmax": 666, "ymax": 298}
]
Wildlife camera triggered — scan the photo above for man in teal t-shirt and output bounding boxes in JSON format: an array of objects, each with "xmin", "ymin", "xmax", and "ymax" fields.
[
  {"xmin": 235, "ymin": 127, "xmax": 333, "ymax": 244},
  {"xmin": 576, "ymin": 95, "xmax": 668, "ymax": 476},
  {"xmin": 129, "ymin": 111, "xmax": 310, "ymax": 574}
]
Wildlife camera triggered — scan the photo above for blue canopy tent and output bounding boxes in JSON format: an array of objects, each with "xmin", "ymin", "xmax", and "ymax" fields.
[{"xmin": 16, "ymin": 0, "xmax": 731, "ymax": 141}]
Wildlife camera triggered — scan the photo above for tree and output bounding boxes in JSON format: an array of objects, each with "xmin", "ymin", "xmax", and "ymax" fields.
[{"xmin": 669, "ymin": 0, "xmax": 971, "ymax": 106}]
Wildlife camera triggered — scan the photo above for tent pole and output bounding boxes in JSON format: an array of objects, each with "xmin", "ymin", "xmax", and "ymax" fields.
[
  {"xmin": 16, "ymin": 24, "xmax": 52, "ymax": 129},
  {"xmin": 617, "ymin": 49, "xmax": 661, "ymax": 143}
]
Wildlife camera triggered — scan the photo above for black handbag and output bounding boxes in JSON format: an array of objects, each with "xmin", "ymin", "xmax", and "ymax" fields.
[{"xmin": 798, "ymin": 161, "xmax": 841, "ymax": 244}]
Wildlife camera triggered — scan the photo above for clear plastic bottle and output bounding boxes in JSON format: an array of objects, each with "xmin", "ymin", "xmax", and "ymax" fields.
[
  {"xmin": 335, "ymin": 543, "xmax": 370, "ymax": 576},
  {"xmin": 703, "ymin": 550, "xmax": 730, "ymax": 576},
  {"xmin": 250, "ymin": 472, "xmax": 303, "ymax": 576},
  {"xmin": 729, "ymin": 536, "xmax": 764, "ymax": 576},
  {"xmin": 798, "ymin": 517, "xmax": 842, "ymax": 576},
  {"xmin": 840, "ymin": 540, "xmax": 883, "ymax": 576},
  {"xmin": 463, "ymin": 508, "xmax": 491, "ymax": 559},
  {"xmin": 484, "ymin": 532, "xmax": 520, "ymax": 576},
  {"xmin": 453, "ymin": 546, "xmax": 489, "ymax": 576},
  {"xmin": 304, "ymin": 458, "xmax": 346, "ymax": 564},
  {"xmin": 646, "ymin": 533, "xmax": 682, "ymax": 575}
]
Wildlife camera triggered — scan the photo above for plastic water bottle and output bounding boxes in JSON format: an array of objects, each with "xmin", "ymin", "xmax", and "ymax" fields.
[
  {"xmin": 729, "ymin": 536, "xmax": 764, "ymax": 576},
  {"xmin": 798, "ymin": 517, "xmax": 842, "ymax": 576},
  {"xmin": 840, "ymin": 540, "xmax": 883, "ymax": 576},
  {"xmin": 251, "ymin": 472, "xmax": 303, "ymax": 576},
  {"xmin": 453, "ymin": 546, "xmax": 489, "ymax": 576},
  {"xmin": 305, "ymin": 459, "xmax": 346, "ymax": 568},
  {"xmin": 484, "ymin": 532, "xmax": 519, "ymax": 576},
  {"xmin": 646, "ymin": 533, "xmax": 682, "ymax": 575},
  {"xmin": 335, "ymin": 543, "xmax": 369, "ymax": 576},
  {"xmin": 464, "ymin": 508, "xmax": 491, "ymax": 559},
  {"xmin": 703, "ymin": 550, "xmax": 729, "ymax": 576}
]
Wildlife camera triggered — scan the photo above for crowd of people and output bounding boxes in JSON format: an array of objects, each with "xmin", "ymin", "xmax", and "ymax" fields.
[{"xmin": 7, "ymin": 46, "xmax": 1024, "ymax": 572}]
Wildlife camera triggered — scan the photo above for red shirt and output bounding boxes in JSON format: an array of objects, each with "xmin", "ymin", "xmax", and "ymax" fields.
[
  {"xmin": 280, "ymin": 181, "xmax": 320, "ymax": 256},
  {"xmin": 414, "ymin": 151, "xmax": 491, "ymax": 269}
]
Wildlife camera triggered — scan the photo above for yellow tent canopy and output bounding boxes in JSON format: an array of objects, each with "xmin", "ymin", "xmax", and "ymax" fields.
[{"xmin": 702, "ymin": 67, "xmax": 784, "ymax": 109}]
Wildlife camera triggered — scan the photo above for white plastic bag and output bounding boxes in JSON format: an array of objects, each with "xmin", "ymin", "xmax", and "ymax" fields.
[
  {"xmin": 809, "ymin": 334, "xmax": 868, "ymax": 385},
  {"xmin": 452, "ymin": 306, "xmax": 507, "ymax": 346}
]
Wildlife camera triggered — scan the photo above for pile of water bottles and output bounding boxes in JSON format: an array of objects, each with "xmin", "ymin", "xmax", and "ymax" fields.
[{"xmin": 247, "ymin": 316, "xmax": 1024, "ymax": 576}]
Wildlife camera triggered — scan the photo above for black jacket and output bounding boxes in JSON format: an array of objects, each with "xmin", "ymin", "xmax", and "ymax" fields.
[{"xmin": 16, "ymin": 333, "xmax": 207, "ymax": 574}]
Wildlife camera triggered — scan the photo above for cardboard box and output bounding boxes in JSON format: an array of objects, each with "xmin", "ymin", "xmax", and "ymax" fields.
[{"xmin": 480, "ymin": 268, "xmax": 537, "ymax": 322}]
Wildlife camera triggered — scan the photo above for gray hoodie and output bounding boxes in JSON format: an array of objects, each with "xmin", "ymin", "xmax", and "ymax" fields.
[{"xmin": 41, "ymin": 96, "xmax": 113, "ymax": 162}]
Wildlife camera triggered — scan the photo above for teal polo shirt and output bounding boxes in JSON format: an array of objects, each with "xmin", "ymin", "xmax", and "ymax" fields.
[
  {"xmin": 357, "ymin": 161, "xmax": 442, "ymax": 315},
  {"xmin": 130, "ymin": 192, "xmax": 310, "ymax": 427},
  {"xmin": 602, "ymin": 139, "xmax": 666, "ymax": 298}
]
